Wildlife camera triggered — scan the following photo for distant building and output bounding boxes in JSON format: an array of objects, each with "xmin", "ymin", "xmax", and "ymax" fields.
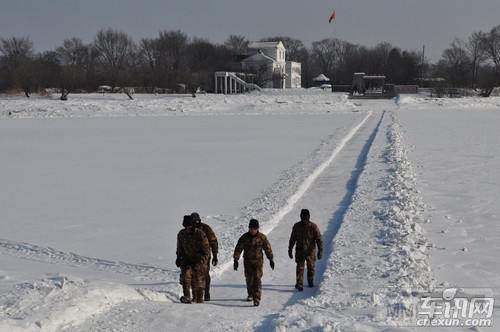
[
  {"xmin": 247, "ymin": 41, "xmax": 287, "ymax": 63},
  {"xmin": 241, "ymin": 41, "xmax": 301, "ymax": 89},
  {"xmin": 312, "ymin": 74, "xmax": 331, "ymax": 90},
  {"xmin": 215, "ymin": 40, "xmax": 302, "ymax": 94}
]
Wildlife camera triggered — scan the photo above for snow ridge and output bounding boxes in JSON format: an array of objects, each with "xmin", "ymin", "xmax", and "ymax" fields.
[
  {"xmin": 0, "ymin": 92, "xmax": 357, "ymax": 119},
  {"xmin": 271, "ymin": 111, "xmax": 434, "ymax": 331},
  {"xmin": 381, "ymin": 112, "xmax": 434, "ymax": 292},
  {"xmin": 0, "ymin": 238, "xmax": 177, "ymax": 281},
  {"xmin": 375, "ymin": 112, "xmax": 435, "ymax": 328},
  {"xmin": 0, "ymin": 276, "xmax": 164, "ymax": 332}
]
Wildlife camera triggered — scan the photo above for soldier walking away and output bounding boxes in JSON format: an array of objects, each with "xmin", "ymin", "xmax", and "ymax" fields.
[
  {"xmin": 233, "ymin": 219, "xmax": 274, "ymax": 307},
  {"xmin": 288, "ymin": 209, "xmax": 323, "ymax": 291},
  {"xmin": 176, "ymin": 215, "xmax": 210, "ymax": 304},
  {"xmin": 191, "ymin": 212, "xmax": 219, "ymax": 301}
]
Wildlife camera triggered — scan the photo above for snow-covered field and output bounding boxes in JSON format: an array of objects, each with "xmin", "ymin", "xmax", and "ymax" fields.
[{"xmin": 0, "ymin": 91, "xmax": 499, "ymax": 331}]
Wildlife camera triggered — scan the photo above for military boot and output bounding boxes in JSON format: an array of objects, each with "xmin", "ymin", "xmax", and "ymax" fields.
[
  {"xmin": 204, "ymin": 289, "xmax": 210, "ymax": 301},
  {"xmin": 194, "ymin": 288, "xmax": 204, "ymax": 303},
  {"xmin": 181, "ymin": 286, "xmax": 192, "ymax": 303},
  {"xmin": 180, "ymin": 296, "xmax": 192, "ymax": 304}
]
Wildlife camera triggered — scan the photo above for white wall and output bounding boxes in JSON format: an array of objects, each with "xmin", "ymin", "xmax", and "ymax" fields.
[{"xmin": 286, "ymin": 62, "xmax": 302, "ymax": 88}]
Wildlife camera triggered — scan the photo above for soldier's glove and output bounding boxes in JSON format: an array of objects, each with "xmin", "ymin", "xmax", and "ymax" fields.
[
  {"xmin": 270, "ymin": 260, "xmax": 275, "ymax": 270},
  {"xmin": 212, "ymin": 255, "xmax": 218, "ymax": 266},
  {"xmin": 175, "ymin": 257, "xmax": 182, "ymax": 268},
  {"xmin": 288, "ymin": 249, "xmax": 293, "ymax": 260},
  {"xmin": 233, "ymin": 259, "xmax": 239, "ymax": 271},
  {"xmin": 317, "ymin": 252, "xmax": 322, "ymax": 260}
]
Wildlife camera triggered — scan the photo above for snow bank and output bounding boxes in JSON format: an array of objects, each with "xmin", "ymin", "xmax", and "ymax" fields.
[
  {"xmin": 272, "ymin": 112, "xmax": 434, "ymax": 331},
  {"xmin": 0, "ymin": 91, "xmax": 356, "ymax": 119},
  {"xmin": 0, "ymin": 276, "xmax": 162, "ymax": 332},
  {"xmin": 400, "ymin": 95, "xmax": 500, "ymax": 110},
  {"xmin": 378, "ymin": 113, "xmax": 435, "ymax": 323}
]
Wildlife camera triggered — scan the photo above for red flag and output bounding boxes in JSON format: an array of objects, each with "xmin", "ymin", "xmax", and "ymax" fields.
[{"xmin": 328, "ymin": 10, "xmax": 336, "ymax": 23}]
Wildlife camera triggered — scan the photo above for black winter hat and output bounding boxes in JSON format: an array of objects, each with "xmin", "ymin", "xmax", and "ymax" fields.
[
  {"xmin": 191, "ymin": 212, "xmax": 201, "ymax": 223},
  {"xmin": 183, "ymin": 215, "xmax": 194, "ymax": 227},
  {"xmin": 249, "ymin": 219, "xmax": 259, "ymax": 229},
  {"xmin": 300, "ymin": 209, "xmax": 310, "ymax": 219}
]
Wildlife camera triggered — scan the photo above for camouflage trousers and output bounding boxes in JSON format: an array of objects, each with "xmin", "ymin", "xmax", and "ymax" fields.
[
  {"xmin": 295, "ymin": 253, "xmax": 316, "ymax": 287},
  {"xmin": 204, "ymin": 254, "xmax": 212, "ymax": 296},
  {"xmin": 180, "ymin": 258, "xmax": 207, "ymax": 302},
  {"xmin": 244, "ymin": 259, "xmax": 263, "ymax": 301}
]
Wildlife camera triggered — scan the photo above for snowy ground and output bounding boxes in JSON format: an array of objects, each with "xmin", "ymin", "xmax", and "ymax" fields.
[{"xmin": 0, "ymin": 91, "xmax": 499, "ymax": 331}]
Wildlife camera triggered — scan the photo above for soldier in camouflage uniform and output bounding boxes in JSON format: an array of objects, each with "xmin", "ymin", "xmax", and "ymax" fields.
[
  {"xmin": 288, "ymin": 209, "xmax": 323, "ymax": 291},
  {"xmin": 191, "ymin": 212, "xmax": 219, "ymax": 301},
  {"xmin": 176, "ymin": 215, "xmax": 210, "ymax": 304},
  {"xmin": 233, "ymin": 219, "xmax": 274, "ymax": 307}
]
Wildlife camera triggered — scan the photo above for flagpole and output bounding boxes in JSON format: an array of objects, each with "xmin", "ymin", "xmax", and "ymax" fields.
[{"xmin": 329, "ymin": 9, "xmax": 337, "ymax": 86}]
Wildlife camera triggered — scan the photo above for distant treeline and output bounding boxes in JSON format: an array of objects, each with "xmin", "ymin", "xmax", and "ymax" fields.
[{"xmin": 0, "ymin": 25, "xmax": 499, "ymax": 98}]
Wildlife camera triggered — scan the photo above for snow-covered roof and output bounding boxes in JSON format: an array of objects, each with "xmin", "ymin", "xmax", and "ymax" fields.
[
  {"xmin": 241, "ymin": 52, "xmax": 276, "ymax": 64},
  {"xmin": 313, "ymin": 74, "xmax": 330, "ymax": 81},
  {"xmin": 248, "ymin": 41, "xmax": 284, "ymax": 49}
]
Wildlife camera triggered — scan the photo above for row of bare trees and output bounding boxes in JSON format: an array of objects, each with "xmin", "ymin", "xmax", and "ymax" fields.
[
  {"xmin": 435, "ymin": 25, "xmax": 500, "ymax": 96},
  {"xmin": 0, "ymin": 29, "xmax": 236, "ymax": 99},
  {"xmin": 1, "ymin": 26, "xmax": 499, "ymax": 98}
]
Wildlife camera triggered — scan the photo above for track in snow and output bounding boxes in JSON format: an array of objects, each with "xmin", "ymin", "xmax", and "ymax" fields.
[
  {"xmin": 0, "ymin": 238, "xmax": 177, "ymax": 280},
  {"xmin": 256, "ymin": 111, "xmax": 386, "ymax": 331}
]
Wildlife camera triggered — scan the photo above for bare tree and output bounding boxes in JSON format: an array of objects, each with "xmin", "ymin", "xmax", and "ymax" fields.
[
  {"xmin": 224, "ymin": 35, "xmax": 249, "ymax": 55},
  {"xmin": 311, "ymin": 38, "xmax": 338, "ymax": 79},
  {"xmin": 94, "ymin": 28, "xmax": 136, "ymax": 98},
  {"xmin": 158, "ymin": 30, "xmax": 189, "ymax": 90},
  {"xmin": 472, "ymin": 25, "xmax": 500, "ymax": 96},
  {"xmin": 187, "ymin": 38, "xmax": 219, "ymax": 91},
  {"xmin": 481, "ymin": 25, "xmax": 500, "ymax": 80},
  {"xmin": 138, "ymin": 37, "xmax": 161, "ymax": 91},
  {"xmin": 466, "ymin": 32, "xmax": 487, "ymax": 89},
  {"xmin": 138, "ymin": 30, "xmax": 190, "ymax": 92},
  {"xmin": 56, "ymin": 37, "xmax": 89, "ymax": 100},
  {"xmin": 0, "ymin": 36, "xmax": 34, "ymax": 97},
  {"xmin": 371, "ymin": 42, "xmax": 392, "ymax": 74},
  {"xmin": 34, "ymin": 51, "xmax": 62, "ymax": 92},
  {"xmin": 332, "ymin": 39, "xmax": 357, "ymax": 83},
  {"xmin": 438, "ymin": 38, "xmax": 471, "ymax": 87}
]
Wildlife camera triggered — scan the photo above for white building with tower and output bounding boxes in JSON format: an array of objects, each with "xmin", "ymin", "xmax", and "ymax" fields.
[
  {"xmin": 215, "ymin": 40, "xmax": 301, "ymax": 93},
  {"xmin": 243, "ymin": 41, "xmax": 301, "ymax": 89}
]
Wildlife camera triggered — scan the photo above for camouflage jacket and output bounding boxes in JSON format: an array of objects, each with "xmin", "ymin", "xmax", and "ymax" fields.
[
  {"xmin": 176, "ymin": 228, "xmax": 210, "ymax": 265},
  {"xmin": 196, "ymin": 222, "xmax": 218, "ymax": 257},
  {"xmin": 234, "ymin": 232, "xmax": 273, "ymax": 263},
  {"xmin": 288, "ymin": 221, "xmax": 323, "ymax": 257}
]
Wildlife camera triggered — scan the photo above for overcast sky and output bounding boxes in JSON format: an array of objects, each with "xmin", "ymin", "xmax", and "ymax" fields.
[{"xmin": 1, "ymin": 0, "xmax": 499, "ymax": 61}]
